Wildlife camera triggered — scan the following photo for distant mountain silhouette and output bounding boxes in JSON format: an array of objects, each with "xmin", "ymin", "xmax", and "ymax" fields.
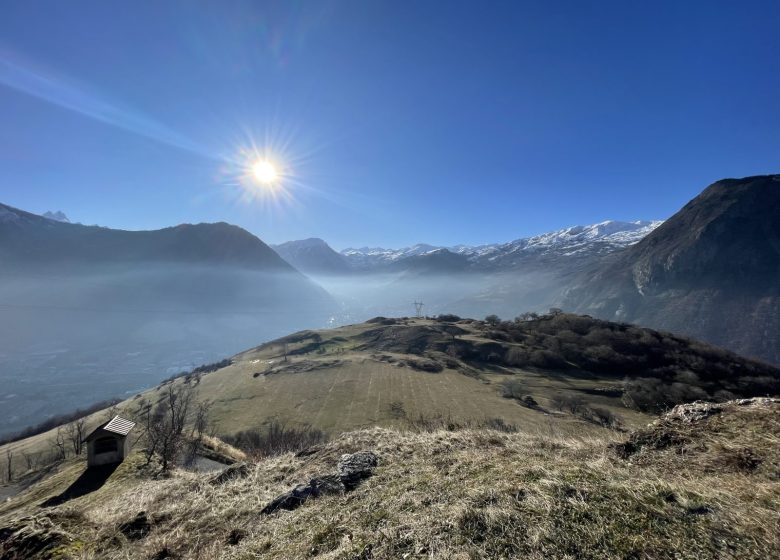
[
  {"xmin": 565, "ymin": 174, "xmax": 780, "ymax": 364},
  {"xmin": 0, "ymin": 203, "xmax": 334, "ymax": 436},
  {"xmin": 1, "ymin": 203, "xmax": 293, "ymax": 271},
  {"xmin": 272, "ymin": 238, "xmax": 351, "ymax": 275}
]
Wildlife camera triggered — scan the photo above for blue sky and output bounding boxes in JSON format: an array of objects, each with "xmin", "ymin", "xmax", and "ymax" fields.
[{"xmin": 1, "ymin": 0, "xmax": 778, "ymax": 249}]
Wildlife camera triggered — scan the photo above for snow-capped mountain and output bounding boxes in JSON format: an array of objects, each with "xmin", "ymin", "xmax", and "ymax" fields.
[
  {"xmin": 340, "ymin": 220, "xmax": 662, "ymax": 270},
  {"xmin": 340, "ymin": 244, "xmax": 440, "ymax": 270},
  {"xmin": 42, "ymin": 210, "xmax": 70, "ymax": 223}
]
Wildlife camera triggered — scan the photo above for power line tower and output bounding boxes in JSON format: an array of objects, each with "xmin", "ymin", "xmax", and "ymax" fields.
[{"xmin": 413, "ymin": 300, "xmax": 424, "ymax": 318}]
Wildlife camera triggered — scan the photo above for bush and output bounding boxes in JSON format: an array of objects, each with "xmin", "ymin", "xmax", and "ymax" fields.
[
  {"xmin": 505, "ymin": 347, "xmax": 530, "ymax": 367},
  {"xmin": 500, "ymin": 378, "xmax": 526, "ymax": 400},
  {"xmin": 436, "ymin": 314, "xmax": 461, "ymax": 322},
  {"xmin": 407, "ymin": 413, "xmax": 517, "ymax": 433},
  {"xmin": 586, "ymin": 406, "xmax": 622, "ymax": 429},
  {"xmin": 223, "ymin": 420, "xmax": 328, "ymax": 458}
]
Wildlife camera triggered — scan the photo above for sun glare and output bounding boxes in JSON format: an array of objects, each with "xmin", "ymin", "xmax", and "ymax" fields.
[{"xmin": 252, "ymin": 160, "xmax": 279, "ymax": 184}]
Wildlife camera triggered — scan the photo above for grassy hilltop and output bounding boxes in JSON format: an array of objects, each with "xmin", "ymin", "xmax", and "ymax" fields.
[{"xmin": 1, "ymin": 313, "xmax": 779, "ymax": 558}]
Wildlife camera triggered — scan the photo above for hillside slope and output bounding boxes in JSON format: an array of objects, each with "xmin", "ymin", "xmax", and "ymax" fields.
[
  {"xmin": 272, "ymin": 238, "xmax": 352, "ymax": 276},
  {"xmin": 565, "ymin": 174, "xmax": 780, "ymax": 364},
  {"xmin": 1, "ymin": 398, "xmax": 778, "ymax": 559}
]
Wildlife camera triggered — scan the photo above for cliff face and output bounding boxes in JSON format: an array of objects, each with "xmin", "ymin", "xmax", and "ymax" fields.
[{"xmin": 566, "ymin": 175, "xmax": 780, "ymax": 364}]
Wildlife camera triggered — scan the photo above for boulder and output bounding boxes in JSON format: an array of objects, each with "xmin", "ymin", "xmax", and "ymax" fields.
[
  {"xmin": 260, "ymin": 474, "xmax": 343, "ymax": 514},
  {"xmin": 338, "ymin": 451, "xmax": 379, "ymax": 489},
  {"xmin": 261, "ymin": 451, "xmax": 379, "ymax": 514},
  {"xmin": 665, "ymin": 401, "xmax": 723, "ymax": 423}
]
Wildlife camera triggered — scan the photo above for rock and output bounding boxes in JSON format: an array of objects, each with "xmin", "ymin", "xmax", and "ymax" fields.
[
  {"xmin": 260, "ymin": 474, "xmax": 344, "ymax": 515},
  {"xmin": 210, "ymin": 463, "xmax": 251, "ymax": 485},
  {"xmin": 261, "ymin": 451, "xmax": 379, "ymax": 514},
  {"xmin": 735, "ymin": 397, "xmax": 780, "ymax": 407},
  {"xmin": 665, "ymin": 401, "xmax": 723, "ymax": 423},
  {"xmin": 338, "ymin": 451, "xmax": 379, "ymax": 490}
]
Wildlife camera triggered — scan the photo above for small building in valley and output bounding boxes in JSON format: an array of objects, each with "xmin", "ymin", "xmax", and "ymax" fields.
[{"xmin": 83, "ymin": 415, "xmax": 136, "ymax": 467}]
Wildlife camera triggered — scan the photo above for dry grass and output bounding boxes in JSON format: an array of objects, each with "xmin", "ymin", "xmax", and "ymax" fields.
[
  {"xmin": 0, "ymin": 318, "xmax": 651, "ymax": 478},
  {"xmin": 2, "ymin": 400, "xmax": 778, "ymax": 559}
]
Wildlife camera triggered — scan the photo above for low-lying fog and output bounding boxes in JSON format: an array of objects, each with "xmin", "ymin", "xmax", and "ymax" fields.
[
  {"xmin": 0, "ymin": 261, "xmax": 577, "ymax": 437},
  {"xmin": 0, "ymin": 265, "xmax": 334, "ymax": 436}
]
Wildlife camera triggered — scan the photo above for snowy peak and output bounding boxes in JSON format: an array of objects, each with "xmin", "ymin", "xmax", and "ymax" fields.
[
  {"xmin": 43, "ymin": 210, "xmax": 70, "ymax": 223},
  {"xmin": 510, "ymin": 220, "xmax": 663, "ymax": 255},
  {"xmin": 339, "ymin": 220, "xmax": 663, "ymax": 269}
]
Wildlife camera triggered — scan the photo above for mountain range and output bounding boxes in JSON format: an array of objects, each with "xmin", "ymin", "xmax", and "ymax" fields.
[
  {"xmin": 1, "ymin": 173, "xmax": 778, "ymax": 438},
  {"xmin": 340, "ymin": 220, "xmax": 662, "ymax": 271},
  {"xmin": 0, "ymin": 203, "xmax": 334, "ymax": 436},
  {"xmin": 271, "ymin": 176, "xmax": 778, "ymax": 365}
]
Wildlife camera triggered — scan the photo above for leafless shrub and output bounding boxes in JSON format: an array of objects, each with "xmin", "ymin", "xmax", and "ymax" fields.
[
  {"xmin": 64, "ymin": 418, "xmax": 86, "ymax": 456},
  {"xmin": 138, "ymin": 384, "xmax": 196, "ymax": 471},
  {"xmin": 585, "ymin": 406, "xmax": 623, "ymax": 429},
  {"xmin": 3, "ymin": 448, "xmax": 13, "ymax": 483},
  {"xmin": 21, "ymin": 450, "xmax": 38, "ymax": 471},
  {"xmin": 407, "ymin": 413, "xmax": 517, "ymax": 433},
  {"xmin": 50, "ymin": 427, "xmax": 67, "ymax": 461},
  {"xmin": 500, "ymin": 378, "xmax": 526, "ymax": 400},
  {"xmin": 223, "ymin": 420, "xmax": 328, "ymax": 459},
  {"xmin": 183, "ymin": 401, "xmax": 212, "ymax": 467}
]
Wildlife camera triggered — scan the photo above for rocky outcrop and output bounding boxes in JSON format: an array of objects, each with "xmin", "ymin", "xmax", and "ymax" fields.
[
  {"xmin": 337, "ymin": 451, "xmax": 379, "ymax": 490},
  {"xmin": 209, "ymin": 462, "xmax": 251, "ymax": 485},
  {"xmin": 612, "ymin": 398, "xmax": 780, "ymax": 473},
  {"xmin": 261, "ymin": 451, "xmax": 379, "ymax": 514}
]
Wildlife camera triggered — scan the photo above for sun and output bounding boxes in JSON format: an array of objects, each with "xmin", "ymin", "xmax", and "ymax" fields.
[{"xmin": 251, "ymin": 160, "xmax": 279, "ymax": 184}]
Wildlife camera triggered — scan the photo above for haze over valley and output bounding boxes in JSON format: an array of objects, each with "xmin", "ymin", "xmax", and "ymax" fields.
[
  {"xmin": 1, "ymin": 3, "xmax": 779, "ymax": 558},
  {"xmin": 2, "ymin": 174, "xmax": 778, "ymax": 437}
]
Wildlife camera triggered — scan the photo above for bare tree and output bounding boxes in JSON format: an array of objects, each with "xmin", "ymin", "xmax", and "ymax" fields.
[
  {"xmin": 4, "ymin": 448, "xmax": 13, "ymax": 483},
  {"xmin": 142, "ymin": 384, "xmax": 195, "ymax": 472},
  {"xmin": 183, "ymin": 401, "xmax": 211, "ymax": 467},
  {"xmin": 64, "ymin": 418, "xmax": 86, "ymax": 456},
  {"xmin": 104, "ymin": 404, "xmax": 120, "ymax": 422},
  {"xmin": 51, "ymin": 427, "xmax": 67, "ymax": 461},
  {"xmin": 21, "ymin": 450, "xmax": 38, "ymax": 471}
]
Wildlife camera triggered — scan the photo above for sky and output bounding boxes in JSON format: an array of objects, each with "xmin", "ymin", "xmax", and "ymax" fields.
[{"xmin": 0, "ymin": 0, "xmax": 778, "ymax": 250}]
